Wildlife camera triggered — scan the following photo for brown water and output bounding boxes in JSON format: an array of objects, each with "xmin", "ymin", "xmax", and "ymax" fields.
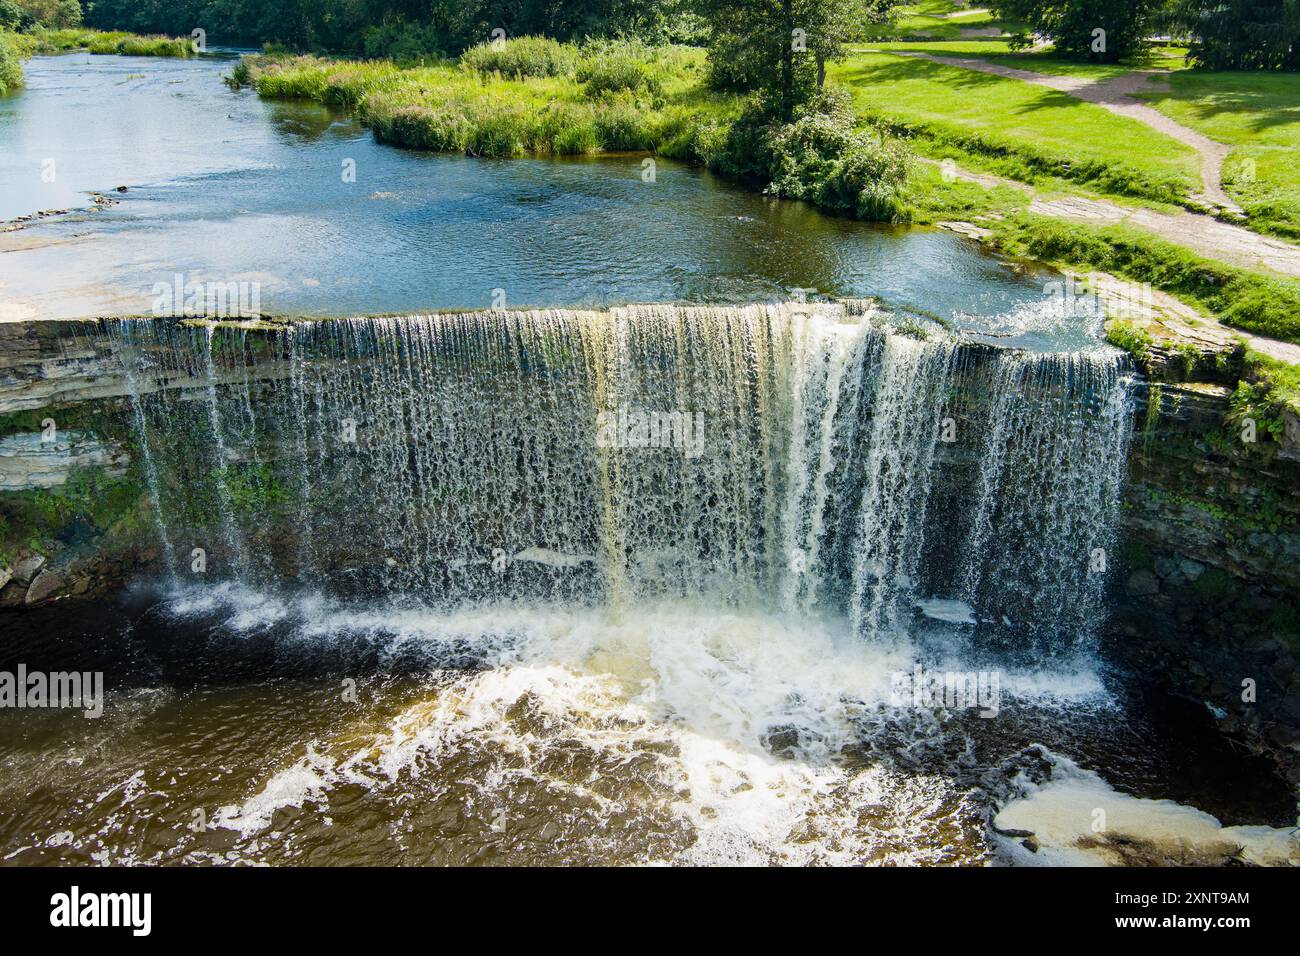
[{"xmin": 0, "ymin": 589, "xmax": 1292, "ymax": 866}]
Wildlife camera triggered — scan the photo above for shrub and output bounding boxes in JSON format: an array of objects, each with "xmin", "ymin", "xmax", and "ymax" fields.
[
  {"xmin": 360, "ymin": 21, "xmax": 446, "ymax": 63},
  {"xmin": 460, "ymin": 37, "xmax": 578, "ymax": 78},
  {"xmin": 577, "ymin": 40, "xmax": 664, "ymax": 99},
  {"xmin": 1105, "ymin": 320, "xmax": 1154, "ymax": 363},
  {"xmin": 0, "ymin": 31, "xmax": 23, "ymax": 93},
  {"xmin": 762, "ymin": 92, "xmax": 911, "ymax": 221}
]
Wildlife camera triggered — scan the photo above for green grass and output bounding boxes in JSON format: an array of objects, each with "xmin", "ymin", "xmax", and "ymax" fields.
[
  {"xmin": 864, "ymin": 1, "xmax": 1023, "ymax": 41},
  {"xmin": 899, "ymin": 160, "xmax": 1030, "ymax": 223},
  {"xmin": 23, "ymin": 27, "xmax": 191, "ymax": 58},
  {"xmin": 237, "ymin": 42, "xmax": 734, "ymax": 161},
  {"xmin": 990, "ymin": 215, "xmax": 1300, "ymax": 345},
  {"xmin": 831, "ymin": 51, "xmax": 1201, "ymax": 205},
  {"xmin": 1135, "ymin": 71, "xmax": 1300, "ymax": 241},
  {"xmin": 1240, "ymin": 350, "xmax": 1300, "ymax": 416}
]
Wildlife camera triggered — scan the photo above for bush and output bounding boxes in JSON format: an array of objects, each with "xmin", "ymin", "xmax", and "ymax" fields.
[
  {"xmin": 0, "ymin": 31, "xmax": 23, "ymax": 93},
  {"xmin": 577, "ymin": 39, "xmax": 664, "ymax": 99},
  {"xmin": 762, "ymin": 92, "xmax": 911, "ymax": 221},
  {"xmin": 360, "ymin": 22, "xmax": 446, "ymax": 63},
  {"xmin": 460, "ymin": 36, "xmax": 578, "ymax": 78}
]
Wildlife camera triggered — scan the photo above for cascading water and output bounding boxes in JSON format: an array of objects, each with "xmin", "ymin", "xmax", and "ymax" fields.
[
  {"xmin": 104, "ymin": 302, "xmax": 1132, "ymax": 656},
  {"xmin": 13, "ymin": 306, "xmax": 1294, "ymax": 868}
]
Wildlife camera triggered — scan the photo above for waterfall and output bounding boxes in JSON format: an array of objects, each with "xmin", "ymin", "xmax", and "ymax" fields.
[{"xmin": 105, "ymin": 303, "xmax": 1132, "ymax": 655}]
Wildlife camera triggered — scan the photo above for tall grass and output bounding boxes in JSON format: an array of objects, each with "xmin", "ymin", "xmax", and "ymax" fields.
[
  {"xmin": 237, "ymin": 45, "xmax": 728, "ymax": 161},
  {"xmin": 234, "ymin": 38, "xmax": 913, "ymax": 223},
  {"xmin": 25, "ymin": 28, "xmax": 191, "ymax": 57},
  {"xmin": 460, "ymin": 37, "xmax": 579, "ymax": 78}
]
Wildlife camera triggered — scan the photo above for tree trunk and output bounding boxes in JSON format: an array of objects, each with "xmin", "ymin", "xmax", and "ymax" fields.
[
  {"xmin": 817, "ymin": 52, "xmax": 825, "ymax": 90},
  {"xmin": 781, "ymin": 0, "xmax": 794, "ymax": 121}
]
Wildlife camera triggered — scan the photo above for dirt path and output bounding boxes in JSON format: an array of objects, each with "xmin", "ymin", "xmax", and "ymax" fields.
[
  {"xmin": 919, "ymin": 156, "xmax": 1300, "ymax": 278},
  {"xmin": 889, "ymin": 52, "xmax": 1240, "ymax": 213},
  {"xmin": 921, "ymin": 157, "xmax": 1300, "ymax": 362}
]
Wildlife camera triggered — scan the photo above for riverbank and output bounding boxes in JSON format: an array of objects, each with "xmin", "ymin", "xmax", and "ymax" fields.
[
  {"xmin": 0, "ymin": 25, "xmax": 191, "ymax": 92},
  {"xmin": 227, "ymin": 38, "xmax": 1300, "ymax": 406}
]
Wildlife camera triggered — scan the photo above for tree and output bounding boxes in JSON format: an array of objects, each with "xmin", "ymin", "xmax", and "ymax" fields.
[
  {"xmin": 1175, "ymin": 0, "xmax": 1300, "ymax": 70},
  {"xmin": 991, "ymin": 0, "xmax": 1160, "ymax": 62},
  {"xmin": 699, "ymin": 0, "xmax": 884, "ymax": 120},
  {"xmin": 14, "ymin": 0, "xmax": 83, "ymax": 27}
]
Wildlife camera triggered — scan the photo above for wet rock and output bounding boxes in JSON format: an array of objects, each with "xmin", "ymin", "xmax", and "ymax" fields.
[
  {"xmin": 1178, "ymin": 558, "xmax": 1206, "ymax": 581},
  {"xmin": 25, "ymin": 569, "xmax": 64, "ymax": 605},
  {"xmin": 1279, "ymin": 408, "xmax": 1300, "ymax": 461},
  {"xmin": 1125, "ymin": 569, "xmax": 1160, "ymax": 597},
  {"xmin": 12, "ymin": 554, "xmax": 46, "ymax": 585},
  {"xmin": 1153, "ymin": 557, "xmax": 1186, "ymax": 586},
  {"xmin": 0, "ymin": 567, "xmax": 10, "ymax": 592},
  {"xmin": 0, "ymin": 432, "xmax": 130, "ymax": 491}
]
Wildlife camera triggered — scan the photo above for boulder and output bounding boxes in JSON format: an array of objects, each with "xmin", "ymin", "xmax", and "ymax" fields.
[
  {"xmin": 12, "ymin": 554, "xmax": 45, "ymax": 585},
  {"xmin": 24, "ymin": 569, "xmax": 64, "ymax": 605},
  {"xmin": 1125, "ymin": 569, "xmax": 1160, "ymax": 597}
]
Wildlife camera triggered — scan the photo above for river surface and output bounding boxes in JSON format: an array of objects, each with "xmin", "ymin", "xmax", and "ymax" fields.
[{"xmin": 0, "ymin": 52, "xmax": 1096, "ymax": 351}]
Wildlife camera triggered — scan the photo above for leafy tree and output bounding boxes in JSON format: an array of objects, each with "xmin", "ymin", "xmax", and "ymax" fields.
[
  {"xmin": 12, "ymin": 0, "xmax": 83, "ymax": 28},
  {"xmin": 83, "ymin": 0, "xmax": 688, "ymax": 52},
  {"xmin": 0, "ymin": 0, "xmax": 23, "ymax": 28},
  {"xmin": 991, "ymin": 0, "xmax": 1160, "ymax": 62},
  {"xmin": 699, "ymin": 0, "xmax": 883, "ymax": 119},
  {"xmin": 1175, "ymin": 0, "xmax": 1300, "ymax": 70}
]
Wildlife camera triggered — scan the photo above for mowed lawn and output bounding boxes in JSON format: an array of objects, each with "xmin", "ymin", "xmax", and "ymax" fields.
[
  {"xmin": 831, "ymin": 52, "xmax": 1202, "ymax": 204},
  {"xmin": 1136, "ymin": 71, "xmax": 1300, "ymax": 241},
  {"xmin": 864, "ymin": 0, "xmax": 1025, "ymax": 40}
]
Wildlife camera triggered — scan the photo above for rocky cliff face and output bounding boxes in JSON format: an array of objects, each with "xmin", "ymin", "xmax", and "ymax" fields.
[{"xmin": 1110, "ymin": 374, "xmax": 1300, "ymax": 785}]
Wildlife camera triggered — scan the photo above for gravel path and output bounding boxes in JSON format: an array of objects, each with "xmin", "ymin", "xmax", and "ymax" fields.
[
  {"xmin": 889, "ymin": 52, "xmax": 1241, "ymax": 212},
  {"xmin": 924, "ymin": 155, "xmax": 1300, "ymax": 277}
]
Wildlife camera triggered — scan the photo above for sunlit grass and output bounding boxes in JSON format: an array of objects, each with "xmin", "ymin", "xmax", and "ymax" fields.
[
  {"xmin": 831, "ymin": 52, "xmax": 1201, "ymax": 205},
  {"xmin": 1135, "ymin": 71, "xmax": 1300, "ymax": 241},
  {"xmin": 21, "ymin": 27, "xmax": 191, "ymax": 58},
  {"xmin": 237, "ymin": 42, "xmax": 733, "ymax": 160}
]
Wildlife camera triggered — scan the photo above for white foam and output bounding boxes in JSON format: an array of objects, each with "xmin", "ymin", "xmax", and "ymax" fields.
[
  {"xmin": 995, "ymin": 749, "xmax": 1300, "ymax": 866},
  {"xmin": 917, "ymin": 598, "xmax": 976, "ymax": 625}
]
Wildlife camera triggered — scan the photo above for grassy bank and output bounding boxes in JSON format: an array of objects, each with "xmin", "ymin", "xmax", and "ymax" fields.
[
  {"xmin": 236, "ymin": 41, "xmax": 730, "ymax": 159},
  {"xmin": 234, "ymin": 38, "xmax": 917, "ymax": 222},
  {"xmin": 1135, "ymin": 71, "xmax": 1300, "ymax": 242},
  {"xmin": 831, "ymin": 51, "xmax": 1201, "ymax": 207},
  {"xmin": 26, "ymin": 27, "xmax": 192, "ymax": 57},
  {"xmin": 989, "ymin": 214, "xmax": 1300, "ymax": 345}
]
